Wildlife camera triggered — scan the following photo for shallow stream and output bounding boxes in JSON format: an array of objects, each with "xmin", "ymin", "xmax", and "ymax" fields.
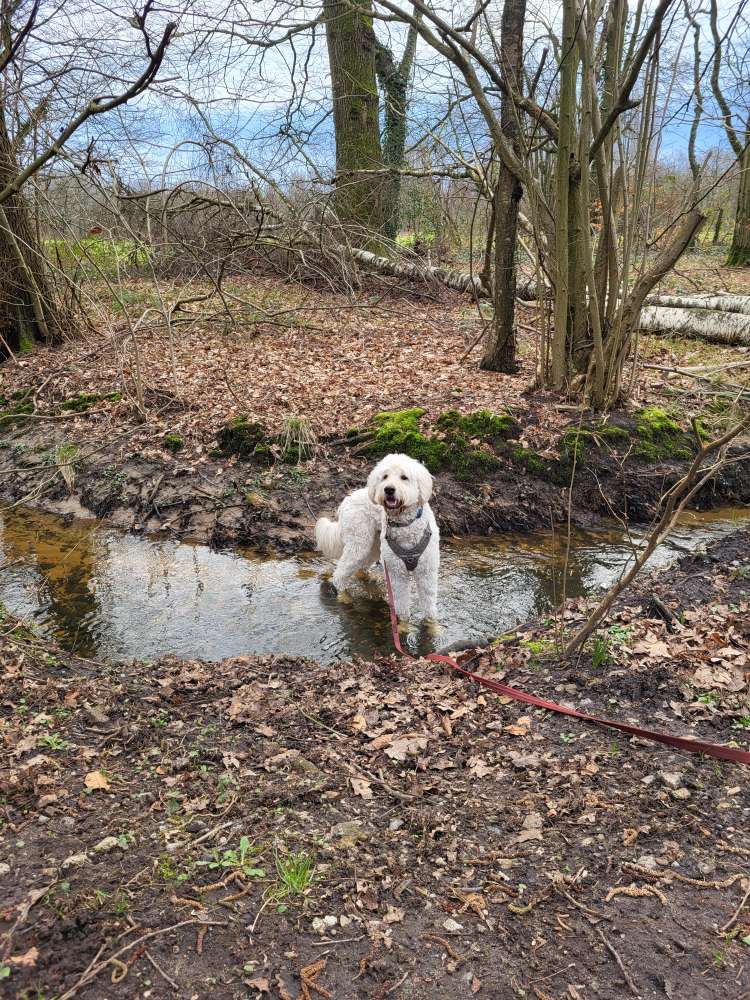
[{"xmin": 0, "ymin": 506, "xmax": 747, "ymax": 663}]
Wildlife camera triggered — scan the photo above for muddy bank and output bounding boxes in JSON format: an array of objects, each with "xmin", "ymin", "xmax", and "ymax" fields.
[
  {"xmin": 1, "ymin": 528, "xmax": 749, "ymax": 999},
  {"xmin": 2, "ymin": 402, "xmax": 749, "ymax": 553}
]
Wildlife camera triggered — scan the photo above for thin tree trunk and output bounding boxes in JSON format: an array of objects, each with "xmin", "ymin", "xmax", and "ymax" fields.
[
  {"xmin": 480, "ymin": 0, "xmax": 526, "ymax": 374},
  {"xmin": 375, "ymin": 16, "xmax": 420, "ymax": 241},
  {"xmin": 551, "ymin": 0, "xmax": 579, "ymax": 385},
  {"xmin": 728, "ymin": 133, "xmax": 750, "ymax": 266},
  {"xmin": 324, "ymin": 0, "xmax": 385, "ymax": 238}
]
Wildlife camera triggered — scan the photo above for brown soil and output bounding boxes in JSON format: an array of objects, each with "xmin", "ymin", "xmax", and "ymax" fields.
[{"xmin": 2, "ymin": 529, "xmax": 749, "ymax": 1000}]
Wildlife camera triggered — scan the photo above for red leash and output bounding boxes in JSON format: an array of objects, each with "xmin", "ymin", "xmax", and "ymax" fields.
[{"xmin": 382, "ymin": 565, "xmax": 750, "ymax": 767}]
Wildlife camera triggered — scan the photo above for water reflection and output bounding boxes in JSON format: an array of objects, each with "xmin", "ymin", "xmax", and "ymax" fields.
[{"xmin": 0, "ymin": 506, "xmax": 747, "ymax": 664}]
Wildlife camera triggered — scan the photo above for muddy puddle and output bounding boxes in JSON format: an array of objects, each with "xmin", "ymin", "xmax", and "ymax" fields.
[{"xmin": 0, "ymin": 506, "xmax": 748, "ymax": 663}]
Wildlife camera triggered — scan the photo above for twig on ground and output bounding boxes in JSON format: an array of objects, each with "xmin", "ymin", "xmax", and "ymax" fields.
[
  {"xmin": 57, "ymin": 919, "xmax": 226, "ymax": 1000},
  {"xmin": 595, "ymin": 925, "xmax": 639, "ymax": 995},
  {"xmin": 720, "ymin": 882, "xmax": 750, "ymax": 934},
  {"xmin": 145, "ymin": 949, "xmax": 180, "ymax": 991}
]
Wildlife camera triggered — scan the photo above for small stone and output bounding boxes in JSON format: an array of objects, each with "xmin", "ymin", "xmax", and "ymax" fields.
[
  {"xmin": 61, "ymin": 851, "xmax": 88, "ymax": 869},
  {"xmin": 636, "ymin": 855, "xmax": 658, "ymax": 869},
  {"xmin": 671, "ymin": 787, "xmax": 691, "ymax": 800},
  {"xmin": 659, "ymin": 771, "xmax": 684, "ymax": 789},
  {"xmin": 442, "ymin": 918, "xmax": 463, "ymax": 933},
  {"xmin": 185, "ymin": 820, "xmax": 207, "ymax": 834},
  {"xmin": 93, "ymin": 836, "xmax": 120, "ymax": 853},
  {"xmin": 389, "ymin": 819, "xmax": 404, "ymax": 832},
  {"xmin": 339, "ymin": 915, "xmax": 352, "ymax": 927},
  {"xmin": 0, "ymin": 862, "xmax": 10, "ymax": 877},
  {"xmin": 60, "ymin": 817, "xmax": 76, "ymax": 830},
  {"xmin": 311, "ymin": 916, "xmax": 336, "ymax": 935},
  {"xmin": 329, "ymin": 821, "xmax": 369, "ymax": 848}
]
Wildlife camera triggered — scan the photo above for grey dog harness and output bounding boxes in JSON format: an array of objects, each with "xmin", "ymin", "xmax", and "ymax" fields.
[{"xmin": 386, "ymin": 521, "xmax": 433, "ymax": 572}]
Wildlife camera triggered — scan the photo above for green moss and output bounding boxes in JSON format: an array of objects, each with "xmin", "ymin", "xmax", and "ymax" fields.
[
  {"xmin": 364, "ymin": 408, "xmax": 448, "ymax": 471},
  {"xmin": 435, "ymin": 408, "xmax": 518, "ymax": 444},
  {"xmin": 61, "ymin": 391, "xmax": 122, "ymax": 413},
  {"xmin": 163, "ymin": 433, "xmax": 183, "ymax": 452},
  {"xmin": 634, "ymin": 406, "xmax": 695, "ymax": 461},
  {"xmin": 592, "ymin": 421, "xmax": 630, "ymax": 442},
  {"xmin": 19, "ymin": 330, "xmax": 35, "ymax": 354},
  {"xmin": 363, "ymin": 407, "xmax": 520, "ymax": 479}
]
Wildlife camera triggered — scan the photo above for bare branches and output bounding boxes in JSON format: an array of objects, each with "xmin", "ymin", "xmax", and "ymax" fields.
[{"xmin": 0, "ymin": 10, "xmax": 177, "ymax": 206}]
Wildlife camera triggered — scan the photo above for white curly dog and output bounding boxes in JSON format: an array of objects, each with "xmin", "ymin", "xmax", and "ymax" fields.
[{"xmin": 315, "ymin": 453, "xmax": 439, "ymax": 624}]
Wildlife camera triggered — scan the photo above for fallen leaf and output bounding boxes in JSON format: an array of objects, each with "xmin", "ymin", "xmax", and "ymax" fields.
[
  {"xmin": 8, "ymin": 946, "xmax": 39, "ymax": 968},
  {"xmin": 505, "ymin": 715, "xmax": 531, "ymax": 737},
  {"xmin": 350, "ymin": 776, "xmax": 373, "ymax": 799},
  {"xmin": 84, "ymin": 770, "xmax": 110, "ymax": 791},
  {"xmin": 471, "ymin": 975, "xmax": 482, "ymax": 993}
]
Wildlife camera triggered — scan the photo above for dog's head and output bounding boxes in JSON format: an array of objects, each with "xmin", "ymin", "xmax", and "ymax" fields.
[{"xmin": 367, "ymin": 454, "xmax": 433, "ymax": 513}]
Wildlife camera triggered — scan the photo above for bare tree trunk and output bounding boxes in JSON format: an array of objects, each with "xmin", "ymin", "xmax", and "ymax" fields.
[
  {"xmin": 375, "ymin": 16, "xmax": 420, "ymax": 241},
  {"xmin": 324, "ymin": 0, "xmax": 385, "ymax": 237},
  {"xmin": 0, "ymin": 122, "xmax": 62, "ymax": 355},
  {"xmin": 728, "ymin": 133, "xmax": 750, "ymax": 267},
  {"xmin": 480, "ymin": 0, "xmax": 526, "ymax": 374},
  {"xmin": 550, "ymin": 0, "xmax": 579, "ymax": 386}
]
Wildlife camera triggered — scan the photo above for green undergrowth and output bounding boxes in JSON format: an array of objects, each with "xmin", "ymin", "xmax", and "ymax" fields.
[{"xmin": 46, "ymin": 237, "xmax": 152, "ymax": 275}]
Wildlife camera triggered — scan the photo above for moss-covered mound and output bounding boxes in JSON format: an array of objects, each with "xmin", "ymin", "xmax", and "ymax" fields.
[
  {"xmin": 216, "ymin": 416, "xmax": 315, "ymax": 465},
  {"xmin": 559, "ymin": 410, "xmax": 697, "ymax": 466},
  {"xmin": 216, "ymin": 417, "xmax": 274, "ymax": 463},
  {"xmin": 634, "ymin": 406, "xmax": 696, "ymax": 461},
  {"xmin": 361, "ymin": 407, "xmax": 520, "ymax": 480}
]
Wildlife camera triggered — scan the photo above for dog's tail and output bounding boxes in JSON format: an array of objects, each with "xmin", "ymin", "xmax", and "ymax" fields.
[{"xmin": 315, "ymin": 516, "xmax": 344, "ymax": 559}]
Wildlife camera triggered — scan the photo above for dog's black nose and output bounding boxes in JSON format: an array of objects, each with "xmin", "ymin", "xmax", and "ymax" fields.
[{"xmin": 384, "ymin": 485, "xmax": 396, "ymax": 496}]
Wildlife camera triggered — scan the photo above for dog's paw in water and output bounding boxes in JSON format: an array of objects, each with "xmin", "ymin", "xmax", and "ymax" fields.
[{"xmin": 336, "ymin": 590, "xmax": 354, "ymax": 605}]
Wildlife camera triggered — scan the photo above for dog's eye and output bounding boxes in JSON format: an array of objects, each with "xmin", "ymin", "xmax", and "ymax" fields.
[{"xmin": 401, "ymin": 475, "xmax": 408, "ymax": 481}]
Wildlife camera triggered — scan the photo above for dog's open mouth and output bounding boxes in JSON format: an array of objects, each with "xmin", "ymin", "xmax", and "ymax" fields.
[{"xmin": 383, "ymin": 496, "xmax": 401, "ymax": 510}]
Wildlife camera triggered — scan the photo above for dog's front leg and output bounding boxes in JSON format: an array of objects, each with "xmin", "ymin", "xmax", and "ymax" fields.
[{"xmin": 415, "ymin": 564, "xmax": 439, "ymax": 623}]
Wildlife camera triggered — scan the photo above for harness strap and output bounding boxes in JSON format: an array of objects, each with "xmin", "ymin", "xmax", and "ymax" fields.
[{"xmin": 386, "ymin": 524, "xmax": 433, "ymax": 572}]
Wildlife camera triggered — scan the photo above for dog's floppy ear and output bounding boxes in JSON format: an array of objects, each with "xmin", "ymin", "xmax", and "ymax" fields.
[
  {"xmin": 415, "ymin": 461, "xmax": 433, "ymax": 504},
  {"xmin": 366, "ymin": 460, "xmax": 383, "ymax": 503}
]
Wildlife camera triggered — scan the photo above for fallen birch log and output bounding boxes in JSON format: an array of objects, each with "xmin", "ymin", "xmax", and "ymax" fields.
[
  {"xmin": 349, "ymin": 247, "xmax": 542, "ymax": 301},
  {"xmin": 644, "ymin": 293, "xmax": 750, "ymax": 315},
  {"xmin": 637, "ymin": 305, "xmax": 750, "ymax": 345}
]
